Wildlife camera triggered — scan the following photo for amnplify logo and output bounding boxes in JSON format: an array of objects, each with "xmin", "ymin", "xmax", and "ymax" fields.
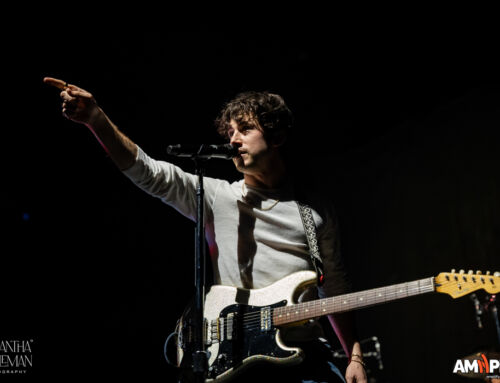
[{"xmin": 453, "ymin": 353, "xmax": 500, "ymax": 377}]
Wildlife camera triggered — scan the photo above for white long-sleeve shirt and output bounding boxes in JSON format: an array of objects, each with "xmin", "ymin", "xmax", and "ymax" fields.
[{"xmin": 123, "ymin": 146, "xmax": 351, "ymax": 299}]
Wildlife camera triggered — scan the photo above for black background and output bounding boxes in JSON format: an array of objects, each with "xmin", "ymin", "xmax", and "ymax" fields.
[{"xmin": 2, "ymin": 7, "xmax": 500, "ymax": 382}]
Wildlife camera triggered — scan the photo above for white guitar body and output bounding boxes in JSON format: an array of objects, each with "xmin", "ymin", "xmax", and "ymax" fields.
[{"xmin": 176, "ymin": 270, "xmax": 318, "ymax": 382}]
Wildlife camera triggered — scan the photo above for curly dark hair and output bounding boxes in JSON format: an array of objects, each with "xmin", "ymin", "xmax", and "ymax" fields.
[{"xmin": 215, "ymin": 91, "xmax": 293, "ymax": 141}]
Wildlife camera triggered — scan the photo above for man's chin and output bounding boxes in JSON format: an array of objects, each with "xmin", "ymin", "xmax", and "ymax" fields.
[
  {"xmin": 233, "ymin": 156, "xmax": 244, "ymax": 165},
  {"xmin": 233, "ymin": 157, "xmax": 252, "ymax": 173}
]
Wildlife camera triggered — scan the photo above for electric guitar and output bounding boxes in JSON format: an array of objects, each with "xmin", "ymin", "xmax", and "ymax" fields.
[{"xmin": 175, "ymin": 269, "xmax": 500, "ymax": 382}]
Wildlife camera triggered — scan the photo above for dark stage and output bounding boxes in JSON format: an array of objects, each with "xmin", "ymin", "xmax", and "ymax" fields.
[{"xmin": 2, "ymin": 10, "xmax": 500, "ymax": 382}]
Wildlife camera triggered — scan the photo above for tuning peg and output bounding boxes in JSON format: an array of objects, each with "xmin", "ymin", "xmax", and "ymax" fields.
[
  {"xmin": 451, "ymin": 269, "xmax": 456, "ymax": 273},
  {"xmin": 468, "ymin": 270, "xmax": 473, "ymax": 274},
  {"xmin": 486, "ymin": 271, "xmax": 491, "ymax": 275},
  {"xmin": 476, "ymin": 270, "xmax": 482, "ymax": 275},
  {"xmin": 459, "ymin": 269, "xmax": 465, "ymax": 274},
  {"xmin": 494, "ymin": 272, "xmax": 500, "ymax": 277}
]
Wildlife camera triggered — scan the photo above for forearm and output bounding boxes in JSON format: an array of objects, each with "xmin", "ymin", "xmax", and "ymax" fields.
[
  {"xmin": 330, "ymin": 313, "xmax": 367, "ymax": 382},
  {"xmin": 86, "ymin": 107, "xmax": 138, "ymax": 170},
  {"xmin": 327, "ymin": 312, "xmax": 361, "ymax": 358}
]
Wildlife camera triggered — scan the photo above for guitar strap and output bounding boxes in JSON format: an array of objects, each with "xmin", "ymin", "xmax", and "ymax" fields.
[{"xmin": 296, "ymin": 201, "xmax": 325, "ymax": 286}]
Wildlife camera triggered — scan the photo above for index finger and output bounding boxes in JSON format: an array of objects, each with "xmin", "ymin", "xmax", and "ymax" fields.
[{"xmin": 43, "ymin": 77, "xmax": 68, "ymax": 90}]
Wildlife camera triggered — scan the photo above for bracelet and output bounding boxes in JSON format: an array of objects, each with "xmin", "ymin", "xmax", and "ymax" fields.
[
  {"xmin": 349, "ymin": 353, "xmax": 366, "ymax": 368},
  {"xmin": 349, "ymin": 359, "xmax": 366, "ymax": 368}
]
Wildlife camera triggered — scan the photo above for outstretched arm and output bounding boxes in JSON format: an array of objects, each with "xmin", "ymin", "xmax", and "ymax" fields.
[
  {"xmin": 43, "ymin": 77, "xmax": 221, "ymax": 223},
  {"xmin": 43, "ymin": 77, "xmax": 137, "ymax": 170}
]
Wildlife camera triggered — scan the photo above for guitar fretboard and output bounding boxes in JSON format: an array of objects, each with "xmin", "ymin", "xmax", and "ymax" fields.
[{"xmin": 273, "ymin": 277, "xmax": 435, "ymax": 326}]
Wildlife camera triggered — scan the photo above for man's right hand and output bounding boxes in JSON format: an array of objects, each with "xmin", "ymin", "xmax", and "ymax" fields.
[
  {"xmin": 43, "ymin": 76, "xmax": 138, "ymax": 169},
  {"xmin": 43, "ymin": 77, "xmax": 101, "ymax": 126}
]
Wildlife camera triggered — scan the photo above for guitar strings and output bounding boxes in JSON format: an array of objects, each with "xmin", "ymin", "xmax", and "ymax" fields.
[
  {"xmin": 240, "ymin": 285, "xmax": 437, "ymax": 330},
  {"xmin": 218, "ymin": 286, "xmax": 428, "ymax": 330},
  {"xmin": 233, "ymin": 278, "xmax": 488, "ymax": 328},
  {"xmin": 211, "ymin": 278, "xmax": 494, "ymax": 333}
]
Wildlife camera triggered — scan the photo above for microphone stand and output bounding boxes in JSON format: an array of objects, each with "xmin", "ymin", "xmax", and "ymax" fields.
[
  {"xmin": 193, "ymin": 156, "xmax": 208, "ymax": 383},
  {"xmin": 166, "ymin": 143, "xmax": 237, "ymax": 382}
]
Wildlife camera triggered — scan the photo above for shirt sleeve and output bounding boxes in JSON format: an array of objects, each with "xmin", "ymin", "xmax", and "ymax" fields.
[
  {"xmin": 316, "ymin": 199, "xmax": 353, "ymax": 298},
  {"xmin": 121, "ymin": 146, "xmax": 223, "ymax": 223}
]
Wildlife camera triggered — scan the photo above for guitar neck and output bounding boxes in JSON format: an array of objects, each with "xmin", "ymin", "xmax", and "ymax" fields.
[{"xmin": 273, "ymin": 277, "xmax": 435, "ymax": 326}]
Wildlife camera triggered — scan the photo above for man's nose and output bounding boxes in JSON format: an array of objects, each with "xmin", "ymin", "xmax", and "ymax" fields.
[{"xmin": 229, "ymin": 130, "xmax": 241, "ymax": 146}]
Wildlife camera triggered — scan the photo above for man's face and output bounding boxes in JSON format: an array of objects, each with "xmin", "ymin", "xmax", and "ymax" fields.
[{"xmin": 227, "ymin": 118, "xmax": 272, "ymax": 175}]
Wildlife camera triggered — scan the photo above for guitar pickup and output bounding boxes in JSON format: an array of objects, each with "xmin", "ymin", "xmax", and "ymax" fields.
[
  {"xmin": 227, "ymin": 313, "xmax": 234, "ymax": 340},
  {"xmin": 260, "ymin": 306, "xmax": 272, "ymax": 331},
  {"xmin": 204, "ymin": 319, "xmax": 212, "ymax": 346},
  {"xmin": 208, "ymin": 319, "xmax": 221, "ymax": 345}
]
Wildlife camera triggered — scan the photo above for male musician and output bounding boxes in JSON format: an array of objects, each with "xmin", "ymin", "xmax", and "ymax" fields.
[{"xmin": 44, "ymin": 77, "xmax": 367, "ymax": 383}]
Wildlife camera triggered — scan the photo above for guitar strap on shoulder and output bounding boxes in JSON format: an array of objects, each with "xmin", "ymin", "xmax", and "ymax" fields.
[{"xmin": 296, "ymin": 201, "xmax": 325, "ymax": 286}]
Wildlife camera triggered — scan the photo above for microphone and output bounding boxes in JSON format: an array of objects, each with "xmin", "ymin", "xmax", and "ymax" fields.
[{"xmin": 166, "ymin": 143, "xmax": 239, "ymax": 160}]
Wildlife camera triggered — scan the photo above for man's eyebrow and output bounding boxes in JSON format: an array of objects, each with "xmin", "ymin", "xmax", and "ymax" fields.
[{"xmin": 240, "ymin": 120, "xmax": 258, "ymax": 128}]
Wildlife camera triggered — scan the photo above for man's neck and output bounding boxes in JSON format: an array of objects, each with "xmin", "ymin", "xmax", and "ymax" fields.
[{"xmin": 243, "ymin": 161, "xmax": 288, "ymax": 190}]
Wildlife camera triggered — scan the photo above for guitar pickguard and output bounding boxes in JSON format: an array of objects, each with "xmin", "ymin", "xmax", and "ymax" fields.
[
  {"xmin": 207, "ymin": 300, "xmax": 299, "ymax": 381},
  {"xmin": 177, "ymin": 271, "xmax": 318, "ymax": 382},
  {"xmin": 178, "ymin": 299, "xmax": 304, "ymax": 382}
]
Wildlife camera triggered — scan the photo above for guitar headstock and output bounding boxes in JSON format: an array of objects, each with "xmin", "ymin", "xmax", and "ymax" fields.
[{"xmin": 435, "ymin": 269, "xmax": 500, "ymax": 298}]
